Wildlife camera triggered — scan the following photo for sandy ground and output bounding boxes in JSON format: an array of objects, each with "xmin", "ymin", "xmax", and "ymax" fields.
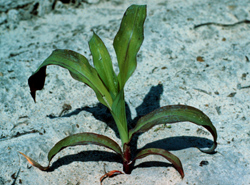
[{"xmin": 1, "ymin": 0, "xmax": 250, "ymax": 184}]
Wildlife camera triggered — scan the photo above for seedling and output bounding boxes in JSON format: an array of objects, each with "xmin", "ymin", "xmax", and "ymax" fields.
[{"xmin": 20, "ymin": 4, "xmax": 217, "ymax": 180}]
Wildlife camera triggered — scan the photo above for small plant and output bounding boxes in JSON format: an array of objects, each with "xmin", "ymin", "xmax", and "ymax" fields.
[{"xmin": 20, "ymin": 4, "xmax": 217, "ymax": 181}]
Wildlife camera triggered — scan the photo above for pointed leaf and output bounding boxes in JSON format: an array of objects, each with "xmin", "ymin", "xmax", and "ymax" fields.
[
  {"xmin": 28, "ymin": 49, "xmax": 112, "ymax": 107},
  {"xmin": 19, "ymin": 152, "xmax": 49, "ymax": 171},
  {"xmin": 89, "ymin": 32, "xmax": 118, "ymax": 98},
  {"xmin": 133, "ymin": 148, "xmax": 184, "ymax": 178},
  {"xmin": 113, "ymin": 5, "xmax": 146, "ymax": 90},
  {"xmin": 129, "ymin": 105, "xmax": 217, "ymax": 154},
  {"xmin": 20, "ymin": 132, "xmax": 122, "ymax": 170}
]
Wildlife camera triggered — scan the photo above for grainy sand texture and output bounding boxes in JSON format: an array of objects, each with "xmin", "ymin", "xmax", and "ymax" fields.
[{"xmin": 1, "ymin": 0, "xmax": 250, "ymax": 184}]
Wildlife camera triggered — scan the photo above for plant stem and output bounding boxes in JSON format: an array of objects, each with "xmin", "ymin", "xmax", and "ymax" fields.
[
  {"xmin": 111, "ymin": 112, "xmax": 129, "ymax": 145},
  {"xmin": 123, "ymin": 143, "xmax": 132, "ymax": 174},
  {"xmin": 110, "ymin": 90, "xmax": 129, "ymax": 145}
]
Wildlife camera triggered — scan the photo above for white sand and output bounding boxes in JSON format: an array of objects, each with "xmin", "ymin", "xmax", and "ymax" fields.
[{"xmin": 1, "ymin": 0, "xmax": 250, "ymax": 184}]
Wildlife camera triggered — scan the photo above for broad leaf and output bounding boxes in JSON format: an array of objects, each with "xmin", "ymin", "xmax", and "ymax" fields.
[
  {"xmin": 19, "ymin": 132, "xmax": 122, "ymax": 171},
  {"xmin": 28, "ymin": 49, "xmax": 113, "ymax": 108},
  {"xmin": 113, "ymin": 5, "xmax": 146, "ymax": 90},
  {"xmin": 133, "ymin": 148, "xmax": 184, "ymax": 178},
  {"xmin": 89, "ymin": 32, "xmax": 118, "ymax": 98},
  {"xmin": 129, "ymin": 105, "xmax": 217, "ymax": 154}
]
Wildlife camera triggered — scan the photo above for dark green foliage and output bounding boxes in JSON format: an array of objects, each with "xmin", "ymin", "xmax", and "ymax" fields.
[{"xmin": 21, "ymin": 4, "xmax": 217, "ymax": 179}]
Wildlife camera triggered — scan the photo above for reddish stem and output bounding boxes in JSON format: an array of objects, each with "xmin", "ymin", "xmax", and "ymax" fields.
[{"xmin": 123, "ymin": 143, "xmax": 132, "ymax": 174}]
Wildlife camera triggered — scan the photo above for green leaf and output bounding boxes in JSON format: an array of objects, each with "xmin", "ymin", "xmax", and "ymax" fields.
[
  {"xmin": 129, "ymin": 105, "xmax": 217, "ymax": 154},
  {"xmin": 133, "ymin": 148, "xmax": 184, "ymax": 178},
  {"xmin": 113, "ymin": 5, "xmax": 146, "ymax": 90},
  {"xmin": 19, "ymin": 132, "xmax": 122, "ymax": 171},
  {"xmin": 111, "ymin": 90, "xmax": 128, "ymax": 144},
  {"xmin": 89, "ymin": 32, "xmax": 118, "ymax": 98},
  {"xmin": 28, "ymin": 49, "xmax": 112, "ymax": 108}
]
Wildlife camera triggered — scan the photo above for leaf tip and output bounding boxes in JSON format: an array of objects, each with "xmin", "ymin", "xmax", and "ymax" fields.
[
  {"xmin": 30, "ymin": 91, "xmax": 36, "ymax": 103},
  {"xmin": 19, "ymin": 151, "xmax": 35, "ymax": 166},
  {"xmin": 198, "ymin": 142, "xmax": 217, "ymax": 154},
  {"xmin": 180, "ymin": 170, "xmax": 185, "ymax": 179},
  {"xmin": 19, "ymin": 151, "xmax": 49, "ymax": 171}
]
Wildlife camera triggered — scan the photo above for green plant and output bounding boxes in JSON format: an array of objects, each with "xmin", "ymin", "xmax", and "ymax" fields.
[{"xmin": 20, "ymin": 4, "xmax": 217, "ymax": 179}]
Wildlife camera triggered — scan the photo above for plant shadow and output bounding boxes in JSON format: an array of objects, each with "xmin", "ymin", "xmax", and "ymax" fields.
[
  {"xmin": 48, "ymin": 150, "xmax": 122, "ymax": 172},
  {"xmin": 51, "ymin": 83, "xmax": 164, "ymax": 138},
  {"xmin": 133, "ymin": 161, "xmax": 173, "ymax": 171},
  {"xmin": 139, "ymin": 136, "xmax": 214, "ymax": 151},
  {"xmin": 81, "ymin": 83, "xmax": 164, "ymax": 138},
  {"xmin": 47, "ymin": 83, "xmax": 215, "ymax": 172}
]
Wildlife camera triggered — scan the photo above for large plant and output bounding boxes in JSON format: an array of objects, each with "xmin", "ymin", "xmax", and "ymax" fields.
[{"xmin": 20, "ymin": 4, "xmax": 217, "ymax": 181}]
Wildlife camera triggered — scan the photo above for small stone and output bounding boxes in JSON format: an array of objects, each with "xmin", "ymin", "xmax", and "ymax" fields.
[
  {"xmin": 214, "ymin": 91, "xmax": 219, "ymax": 95},
  {"xmin": 199, "ymin": 160, "xmax": 209, "ymax": 166},
  {"xmin": 227, "ymin": 92, "xmax": 236, "ymax": 97},
  {"xmin": 197, "ymin": 56, "xmax": 204, "ymax": 62}
]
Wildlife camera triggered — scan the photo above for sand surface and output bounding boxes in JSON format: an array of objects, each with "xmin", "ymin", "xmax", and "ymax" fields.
[{"xmin": 1, "ymin": 0, "xmax": 250, "ymax": 184}]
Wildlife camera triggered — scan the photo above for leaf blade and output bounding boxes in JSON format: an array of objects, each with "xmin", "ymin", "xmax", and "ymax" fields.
[
  {"xmin": 129, "ymin": 105, "xmax": 217, "ymax": 153},
  {"xmin": 20, "ymin": 132, "xmax": 123, "ymax": 170},
  {"xmin": 89, "ymin": 32, "xmax": 118, "ymax": 98},
  {"xmin": 133, "ymin": 148, "xmax": 184, "ymax": 178},
  {"xmin": 48, "ymin": 132, "xmax": 123, "ymax": 160},
  {"xmin": 28, "ymin": 49, "xmax": 112, "ymax": 107},
  {"xmin": 113, "ymin": 5, "xmax": 146, "ymax": 89}
]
